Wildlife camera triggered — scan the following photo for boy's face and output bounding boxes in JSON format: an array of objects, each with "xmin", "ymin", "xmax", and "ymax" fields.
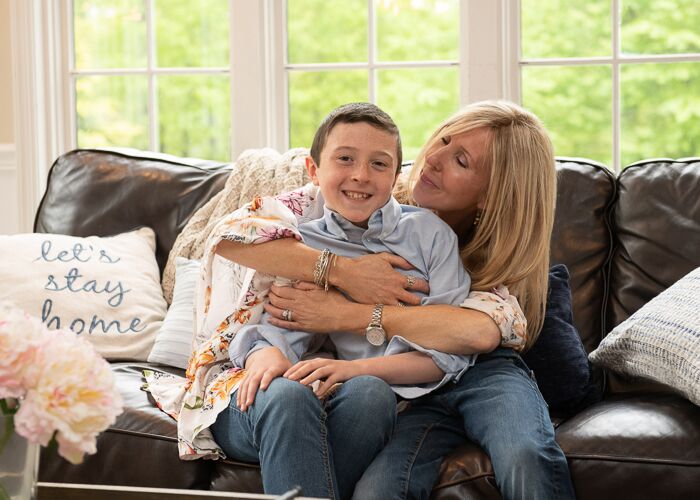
[{"xmin": 306, "ymin": 122, "xmax": 399, "ymax": 228}]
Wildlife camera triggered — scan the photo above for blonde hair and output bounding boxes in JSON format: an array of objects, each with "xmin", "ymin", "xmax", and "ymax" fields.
[{"xmin": 398, "ymin": 101, "xmax": 556, "ymax": 350}]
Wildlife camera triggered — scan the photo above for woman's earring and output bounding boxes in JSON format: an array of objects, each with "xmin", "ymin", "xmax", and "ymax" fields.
[{"xmin": 473, "ymin": 208, "xmax": 483, "ymax": 227}]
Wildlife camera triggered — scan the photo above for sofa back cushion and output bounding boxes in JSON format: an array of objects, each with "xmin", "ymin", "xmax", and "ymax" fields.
[
  {"xmin": 607, "ymin": 158, "xmax": 700, "ymax": 392},
  {"xmin": 551, "ymin": 159, "xmax": 616, "ymax": 353},
  {"xmin": 34, "ymin": 149, "xmax": 231, "ymax": 274}
]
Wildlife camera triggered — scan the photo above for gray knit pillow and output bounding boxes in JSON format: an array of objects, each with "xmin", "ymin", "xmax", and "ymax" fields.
[{"xmin": 589, "ymin": 266, "xmax": 700, "ymax": 406}]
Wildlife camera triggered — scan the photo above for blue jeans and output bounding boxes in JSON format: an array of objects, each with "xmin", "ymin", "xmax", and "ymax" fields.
[
  {"xmin": 211, "ymin": 375, "xmax": 396, "ymax": 500},
  {"xmin": 353, "ymin": 348, "xmax": 576, "ymax": 500}
]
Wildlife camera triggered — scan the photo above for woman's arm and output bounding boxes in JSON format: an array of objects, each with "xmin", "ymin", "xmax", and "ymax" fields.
[
  {"xmin": 216, "ymin": 239, "xmax": 429, "ymax": 305},
  {"xmin": 265, "ymin": 284, "xmax": 501, "ymax": 355}
]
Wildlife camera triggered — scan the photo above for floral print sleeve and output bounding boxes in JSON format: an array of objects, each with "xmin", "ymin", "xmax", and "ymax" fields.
[
  {"xmin": 458, "ymin": 285, "xmax": 528, "ymax": 351},
  {"xmin": 143, "ymin": 184, "xmax": 319, "ymax": 461}
]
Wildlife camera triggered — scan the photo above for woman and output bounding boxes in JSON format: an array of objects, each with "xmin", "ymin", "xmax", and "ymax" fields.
[{"xmin": 218, "ymin": 100, "xmax": 575, "ymax": 499}]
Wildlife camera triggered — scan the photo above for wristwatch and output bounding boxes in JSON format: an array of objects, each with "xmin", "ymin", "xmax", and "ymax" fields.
[{"xmin": 365, "ymin": 304, "xmax": 386, "ymax": 346}]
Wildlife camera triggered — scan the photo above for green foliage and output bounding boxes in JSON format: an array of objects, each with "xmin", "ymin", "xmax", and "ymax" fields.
[
  {"xmin": 288, "ymin": 71, "xmax": 369, "ymax": 148},
  {"xmin": 521, "ymin": 0, "xmax": 610, "ymax": 58},
  {"xmin": 522, "ymin": 65, "xmax": 612, "ymax": 166},
  {"xmin": 622, "ymin": 0, "xmax": 700, "ymax": 54},
  {"xmin": 76, "ymin": 75, "xmax": 149, "ymax": 150},
  {"xmin": 73, "ymin": 0, "xmax": 147, "ymax": 69},
  {"xmin": 376, "ymin": 0, "xmax": 458, "ymax": 61},
  {"xmin": 155, "ymin": 0, "xmax": 229, "ymax": 67},
  {"xmin": 287, "ymin": 0, "xmax": 367, "ymax": 63}
]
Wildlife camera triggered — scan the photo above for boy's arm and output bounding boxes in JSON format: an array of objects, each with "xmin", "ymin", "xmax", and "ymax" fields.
[{"xmin": 284, "ymin": 351, "xmax": 444, "ymax": 397}]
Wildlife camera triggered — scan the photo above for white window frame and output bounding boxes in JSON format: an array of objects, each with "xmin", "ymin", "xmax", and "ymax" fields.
[
  {"xmin": 514, "ymin": 0, "xmax": 700, "ymax": 171},
  {"xmin": 10, "ymin": 0, "xmax": 511, "ymax": 232}
]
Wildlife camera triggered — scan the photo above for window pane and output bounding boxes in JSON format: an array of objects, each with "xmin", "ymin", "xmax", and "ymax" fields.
[
  {"xmin": 521, "ymin": 0, "xmax": 610, "ymax": 59},
  {"xmin": 376, "ymin": 0, "xmax": 458, "ymax": 61},
  {"xmin": 377, "ymin": 68, "xmax": 458, "ymax": 161},
  {"xmin": 157, "ymin": 75, "xmax": 230, "ymax": 161},
  {"xmin": 622, "ymin": 0, "xmax": 700, "ymax": 55},
  {"xmin": 76, "ymin": 75, "xmax": 148, "ymax": 149},
  {"xmin": 73, "ymin": 0, "xmax": 147, "ymax": 69},
  {"xmin": 287, "ymin": 0, "xmax": 367, "ymax": 63},
  {"xmin": 621, "ymin": 62, "xmax": 700, "ymax": 167},
  {"xmin": 288, "ymin": 71, "xmax": 369, "ymax": 148},
  {"xmin": 155, "ymin": 0, "xmax": 229, "ymax": 67},
  {"xmin": 522, "ymin": 65, "xmax": 612, "ymax": 167}
]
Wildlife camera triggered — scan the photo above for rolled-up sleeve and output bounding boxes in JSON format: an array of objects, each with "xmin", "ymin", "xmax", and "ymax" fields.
[
  {"xmin": 458, "ymin": 285, "xmax": 528, "ymax": 351},
  {"xmin": 228, "ymin": 322, "xmax": 314, "ymax": 368},
  {"xmin": 384, "ymin": 335, "xmax": 476, "ymax": 399}
]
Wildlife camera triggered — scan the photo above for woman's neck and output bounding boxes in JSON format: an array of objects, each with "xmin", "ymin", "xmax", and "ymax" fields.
[{"xmin": 439, "ymin": 211, "xmax": 475, "ymax": 248}]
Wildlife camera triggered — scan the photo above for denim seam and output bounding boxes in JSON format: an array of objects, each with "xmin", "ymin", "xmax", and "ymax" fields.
[
  {"xmin": 399, "ymin": 417, "xmax": 454, "ymax": 500},
  {"xmin": 318, "ymin": 409, "xmax": 336, "ymax": 500}
]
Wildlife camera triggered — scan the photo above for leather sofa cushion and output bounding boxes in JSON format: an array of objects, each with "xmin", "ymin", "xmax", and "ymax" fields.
[
  {"xmin": 609, "ymin": 159, "xmax": 700, "ymax": 328},
  {"xmin": 34, "ymin": 149, "xmax": 231, "ymax": 273},
  {"xmin": 556, "ymin": 393, "xmax": 700, "ymax": 499},
  {"xmin": 551, "ymin": 159, "xmax": 616, "ymax": 353}
]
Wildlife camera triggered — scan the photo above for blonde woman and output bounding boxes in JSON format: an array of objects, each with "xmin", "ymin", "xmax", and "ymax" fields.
[{"xmin": 220, "ymin": 101, "xmax": 575, "ymax": 499}]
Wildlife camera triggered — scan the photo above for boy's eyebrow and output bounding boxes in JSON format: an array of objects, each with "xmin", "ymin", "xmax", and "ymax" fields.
[{"xmin": 332, "ymin": 146, "xmax": 395, "ymax": 158}]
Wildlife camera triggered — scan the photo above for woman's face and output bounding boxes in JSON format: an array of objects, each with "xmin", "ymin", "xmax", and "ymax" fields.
[{"xmin": 412, "ymin": 127, "xmax": 491, "ymax": 231}]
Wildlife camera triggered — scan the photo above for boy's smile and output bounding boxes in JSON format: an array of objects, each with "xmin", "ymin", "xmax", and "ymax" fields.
[{"xmin": 306, "ymin": 122, "xmax": 399, "ymax": 228}]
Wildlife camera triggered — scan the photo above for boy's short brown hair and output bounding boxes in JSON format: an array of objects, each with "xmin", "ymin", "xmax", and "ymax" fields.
[{"xmin": 310, "ymin": 102, "xmax": 403, "ymax": 172}]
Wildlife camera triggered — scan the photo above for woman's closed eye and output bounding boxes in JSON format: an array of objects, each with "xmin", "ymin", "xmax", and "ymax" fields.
[{"xmin": 456, "ymin": 153, "xmax": 468, "ymax": 168}]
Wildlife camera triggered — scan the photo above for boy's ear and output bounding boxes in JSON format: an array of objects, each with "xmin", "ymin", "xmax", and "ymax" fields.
[{"xmin": 305, "ymin": 156, "xmax": 320, "ymax": 186}]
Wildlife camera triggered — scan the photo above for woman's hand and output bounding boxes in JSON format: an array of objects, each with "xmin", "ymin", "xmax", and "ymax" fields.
[
  {"xmin": 284, "ymin": 358, "xmax": 361, "ymax": 397},
  {"xmin": 265, "ymin": 282, "xmax": 356, "ymax": 333},
  {"xmin": 237, "ymin": 347, "xmax": 292, "ymax": 412},
  {"xmin": 333, "ymin": 253, "xmax": 429, "ymax": 306}
]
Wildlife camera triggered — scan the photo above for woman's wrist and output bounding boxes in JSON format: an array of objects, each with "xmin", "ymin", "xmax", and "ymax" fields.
[
  {"xmin": 328, "ymin": 254, "xmax": 350, "ymax": 290},
  {"xmin": 335, "ymin": 301, "xmax": 372, "ymax": 335}
]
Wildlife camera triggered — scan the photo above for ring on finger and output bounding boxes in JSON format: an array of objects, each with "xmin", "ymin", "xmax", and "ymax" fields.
[
  {"xmin": 397, "ymin": 301, "xmax": 405, "ymax": 307},
  {"xmin": 282, "ymin": 309, "xmax": 293, "ymax": 321},
  {"xmin": 405, "ymin": 275, "xmax": 416, "ymax": 290}
]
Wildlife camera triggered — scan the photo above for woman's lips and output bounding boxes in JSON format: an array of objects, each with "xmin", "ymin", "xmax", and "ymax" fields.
[{"xmin": 420, "ymin": 174, "xmax": 439, "ymax": 190}]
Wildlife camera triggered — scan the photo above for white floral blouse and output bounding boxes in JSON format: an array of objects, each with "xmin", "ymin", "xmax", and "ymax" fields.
[{"xmin": 144, "ymin": 184, "xmax": 527, "ymax": 460}]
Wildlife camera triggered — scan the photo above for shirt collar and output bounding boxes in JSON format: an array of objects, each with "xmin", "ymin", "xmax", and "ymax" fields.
[{"xmin": 323, "ymin": 196, "xmax": 403, "ymax": 243}]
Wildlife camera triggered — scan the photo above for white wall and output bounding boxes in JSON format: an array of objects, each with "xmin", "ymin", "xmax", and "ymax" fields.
[{"xmin": 0, "ymin": 0, "xmax": 19, "ymax": 234}]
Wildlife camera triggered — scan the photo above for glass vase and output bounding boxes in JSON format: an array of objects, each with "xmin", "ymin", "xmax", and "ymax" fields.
[{"xmin": 0, "ymin": 414, "xmax": 39, "ymax": 500}]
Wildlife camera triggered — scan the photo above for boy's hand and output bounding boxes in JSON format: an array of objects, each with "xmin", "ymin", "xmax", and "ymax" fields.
[
  {"xmin": 284, "ymin": 358, "xmax": 361, "ymax": 398},
  {"xmin": 238, "ymin": 347, "xmax": 292, "ymax": 412},
  {"xmin": 336, "ymin": 253, "xmax": 430, "ymax": 306}
]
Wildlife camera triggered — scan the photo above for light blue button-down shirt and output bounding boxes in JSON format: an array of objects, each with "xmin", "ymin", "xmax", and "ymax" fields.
[{"xmin": 229, "ymin": 196, "xmax": 476, "ymax": 398}]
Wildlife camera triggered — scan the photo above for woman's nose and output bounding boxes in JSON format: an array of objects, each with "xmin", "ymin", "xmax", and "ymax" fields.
[{"xmin": 425, "ymin": 149, "xmax": 443, "ymax": 171}]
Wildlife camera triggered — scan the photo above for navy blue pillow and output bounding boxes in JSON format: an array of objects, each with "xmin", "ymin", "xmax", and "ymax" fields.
[{"xmin": 522, "ymin": 264, "xmax": 601, "ymax": 417}]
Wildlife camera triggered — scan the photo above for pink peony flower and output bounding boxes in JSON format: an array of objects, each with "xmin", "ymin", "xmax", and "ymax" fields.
[
  {"xmin": 0, "ymin": 302, "xmax": 46, "ymax": 399},
  {"xmin": 0, "ymin": 301, "xmax": 123, "ymax": 464}
]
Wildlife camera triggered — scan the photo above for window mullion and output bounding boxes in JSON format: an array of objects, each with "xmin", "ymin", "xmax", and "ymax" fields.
[
  {"xmin": 146, "ymin": 0, "xmax": 158, "ymax": 153},
  {"xmin": 612, "ymin": 0, "xmax": 620, "ymax": 172},
  {"xmin": 368, "ymin": 0, "xmax": 376, "ymax": 103}
]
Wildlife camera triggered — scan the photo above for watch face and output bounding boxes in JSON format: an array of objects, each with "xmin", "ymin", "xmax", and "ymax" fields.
[{"xmin": 366, "ymin": 326, "xmax": 386, "ymax": 346}]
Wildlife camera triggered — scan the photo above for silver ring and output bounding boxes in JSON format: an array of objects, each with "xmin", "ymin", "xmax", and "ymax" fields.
[
  {"xmin": 397, "ymin": 301, "xmax": 405, "ymax": 307},
  {"xmin": 406, "ymin": 276, "xmax": 416, "ymax": 289},
  {"xmin": 282, "ymin": 309, "xmax": 293, "ymax": 322}
]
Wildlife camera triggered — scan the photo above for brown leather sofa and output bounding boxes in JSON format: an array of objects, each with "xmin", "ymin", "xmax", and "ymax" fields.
[{"xmin": 36, "ymin": 149, "xmax": 700, "ymax": 499}]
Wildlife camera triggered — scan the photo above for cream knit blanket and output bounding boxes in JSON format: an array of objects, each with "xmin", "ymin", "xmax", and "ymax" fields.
[{"xmin": 161, "ymin": 147, "xmax": 311, "ymax": 303}]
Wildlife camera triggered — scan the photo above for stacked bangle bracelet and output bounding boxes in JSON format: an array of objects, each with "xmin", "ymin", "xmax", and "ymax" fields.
[{"xmin": 313, "ymin": 248, "xmax": 337, "ymax": 291}]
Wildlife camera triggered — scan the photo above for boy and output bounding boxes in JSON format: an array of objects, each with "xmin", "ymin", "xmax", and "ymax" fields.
[{"xmin": 213, "ymin": 103, "xmax": 474, "ymax": 499}]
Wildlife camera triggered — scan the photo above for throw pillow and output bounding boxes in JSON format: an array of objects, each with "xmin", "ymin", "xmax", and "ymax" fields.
[
  {"xmin": 147, "ymin": 257, "xmax": 201, "ymax": 369},
  {"xmin": 0, "ymin": 227, "xmax": 167, "ymax": 361},
  {"xmin": 589, "ymin": 266, "xmax": 700, "ymax": 406},
  {"xmin": 522, "ymin": 264, "xmax": 601, "ymax": 416}
]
